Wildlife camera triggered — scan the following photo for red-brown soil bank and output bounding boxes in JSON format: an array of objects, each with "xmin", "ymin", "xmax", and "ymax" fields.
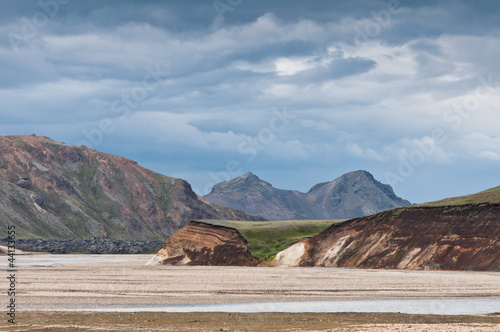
[
  {"xmin": 271, "ymin": 203, "xmax": 500, "ymax": 271},
  {"xmin": 147, "ymin": 221, "xmax": 258, "ymax": 266}
]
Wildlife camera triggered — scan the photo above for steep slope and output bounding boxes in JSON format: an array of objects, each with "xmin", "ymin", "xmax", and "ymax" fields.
[
  {"xmin": 0, "ymin": 135, "xmax": 262, "ymax": 240},
  {"xmin": 306, "ymin": 170, "xmax": 411, "ymax": 219},
  {"xmin": 204, "ymin": 172, "xmax": 309, "ymax": 220},
  {"xmin": 205, "ymin": 171, "xmax": 410, "ymax": 220},
  {"xmin": 271, "ymin": 187, "xmax": 500, "ymax": 271},
  {"xmin": 146, "ymin": 221, "xmax": 258, "ymax": 266}
]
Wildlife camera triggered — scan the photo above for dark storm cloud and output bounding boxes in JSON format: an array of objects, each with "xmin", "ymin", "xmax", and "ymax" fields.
[{"xmin": 0, "ymin": 0, "xmax": 499, "ymax": 203}]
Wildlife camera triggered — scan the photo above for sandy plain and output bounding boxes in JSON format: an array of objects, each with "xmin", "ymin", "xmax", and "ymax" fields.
[{"xmin": 2, "ymin": 254, "xmax": 500, "ymax": 331}]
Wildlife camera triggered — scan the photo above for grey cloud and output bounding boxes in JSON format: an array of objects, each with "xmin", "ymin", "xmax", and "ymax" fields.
[
  {"xmin": 1, "ymin": 0, "xmax": 499, "ymax": 203},
  {"xmin": 290, "ymin": 56, "xmax": 377, "ymax": 83}
]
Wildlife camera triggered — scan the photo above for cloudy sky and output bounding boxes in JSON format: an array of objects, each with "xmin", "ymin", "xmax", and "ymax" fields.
[{"xmin": 1, "ymin": 0, "xmax": 499, "ymax": 203}]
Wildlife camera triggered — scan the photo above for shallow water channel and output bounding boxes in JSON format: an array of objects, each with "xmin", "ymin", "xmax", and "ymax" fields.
[
  {"xmin": 41, "ymin": 298, "xmax": 498, "ymax": 315},
  {"xmin": 12, "ymin": 254, "xmax": 500, "ymax": 315}
]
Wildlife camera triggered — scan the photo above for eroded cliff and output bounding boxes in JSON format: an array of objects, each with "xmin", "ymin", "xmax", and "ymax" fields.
[
  {"xmin": 146, "ymin": 221, "xmax": 258, "ymax": 266},
  {"xmin": 271, "ymin": 204, "xmax": 500, "ymax": 271}
]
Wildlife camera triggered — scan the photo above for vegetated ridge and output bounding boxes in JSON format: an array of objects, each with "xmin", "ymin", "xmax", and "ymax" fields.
[
  {"xmin": 271, "ymin": 186, "xmax": 500, "ymax": 271},
  {"xmin": 0, "ymin": 135, "xmax": 262, "ymax": 240},
  {"xmin": 146, "ymin": 221, "xmax": 258, "ymax": 266},
  {"xmin": 419, "ymin": 185, "xmax": 500, "ymax": 207},
  {"xmin": 205, "ymin": 171, "xmax": 411, "ymax": 220},
  {"xmin": 203, "ymin": 219, "xmax": 344, "ymax": 261}
]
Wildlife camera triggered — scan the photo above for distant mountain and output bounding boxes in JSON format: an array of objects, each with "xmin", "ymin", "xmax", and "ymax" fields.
[
  {"xmin": 204, "ymin": 170, "xmax": 411, "ymax": 220},
  {"xmin": 271, "ymin": 186, "xmax": 500, "ymax": 271},
  {"xmin": 0, "ymin": 135, "xmax": 262, "ymax": 240}
]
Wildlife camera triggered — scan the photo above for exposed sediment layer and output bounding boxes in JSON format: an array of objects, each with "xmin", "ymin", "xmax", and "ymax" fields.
[
  {"xmin": 271, "ymin": 204, "xmax": 500, "ymax": 271},
  {"xmin": 146, "ymin": 221, "xmax": 258, "ymax": 266}
]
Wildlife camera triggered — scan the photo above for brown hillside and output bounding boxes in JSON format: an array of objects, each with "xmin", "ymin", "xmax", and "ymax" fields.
[
  {"xmin": 0, "ymin": 135, "xmax": 262, "ymax": 240},
  {"xmin": 271, "ymin": 204, "xmax": 500, "ymax": 271}
]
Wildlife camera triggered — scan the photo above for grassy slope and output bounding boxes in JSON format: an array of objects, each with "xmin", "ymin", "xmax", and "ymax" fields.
[
  {"xmin": 198, "ymin": 219, "xmax": 345, "ymax": 261},
  {"xmin": 419, "ymin": 185, "xmax": 500, "ymax": 207},
  {"xmin": 197, "ymin": 186, "xmax": 499, "ymax": 261}
]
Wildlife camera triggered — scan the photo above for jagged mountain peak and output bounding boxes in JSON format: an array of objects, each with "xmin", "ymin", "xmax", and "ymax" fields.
[
  {"xmin": 235, "ymin": 171, "xmax": 261, "ymax": 182},
  {"xmin": 210, "ymin": 172, "xmax": 273, "ymax": 194},
  {"xmin": 307, "ymin": 170, "xmax": 373, "ymax": 193},
  {"xmin": 305, "ymin": 170, "xmax": 411, "ymax": 218},
  {"xmin": 205, "ymin": 171, "xmax": 411, "ymax": 220},
  {"xmin": 307, "ymin": 170, "xmax": 404, "ymax": 202}
]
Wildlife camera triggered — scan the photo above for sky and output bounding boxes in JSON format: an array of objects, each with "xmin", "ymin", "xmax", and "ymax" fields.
[{"xmin": 1, "ymin": 0, "xmax": 499, "ymax": 203}]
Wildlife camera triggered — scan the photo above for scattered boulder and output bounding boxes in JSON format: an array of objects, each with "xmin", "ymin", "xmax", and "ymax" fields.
[
  {"xmin": 33, "ymin": 195, "xmax": 45, "ymax": 208},
  {"xmin": 17, "ymin": 178, "xmax": 31, "ymax": 189},
  {"xmin": 0, "ymin": 238, "xmax": 164, "ymax": 254}
]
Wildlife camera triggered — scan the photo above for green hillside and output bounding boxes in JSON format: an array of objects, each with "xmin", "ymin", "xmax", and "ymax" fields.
[
  {"xmin": 0, "ymin": 135, "xmax": 261, "ymax": 240},
  {"xmin": 198, "ymin": 219, "xmax": 345, "ymax": 261},
  {"xmin": 419, "ymin": 186, "xmax": 500, "ymax": 207}
]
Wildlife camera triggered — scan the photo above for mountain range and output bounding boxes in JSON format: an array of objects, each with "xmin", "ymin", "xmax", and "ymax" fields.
[
  {"xmin": 0, "ymin": 135, "xmax": 261, "ymax": 240},
  {"xmin": 0, "ymin": 134, "xmax": 410, "ymax": 241},
  {"xmin": 204, "ymin": 171, "xmax": 411, "ymax": 220},
  {"xmin": 145, "ymin": 183, "xmax": 500, "ymax": 271}
]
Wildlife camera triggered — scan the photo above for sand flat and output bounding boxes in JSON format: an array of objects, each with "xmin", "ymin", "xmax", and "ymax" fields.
[
  {"xmin": 7, "ymin": 254, "xmax": 500, "ymax": 311},
  {"xmin": 3, "ymin": 254, "xmax": 500, "ymax": 331}
]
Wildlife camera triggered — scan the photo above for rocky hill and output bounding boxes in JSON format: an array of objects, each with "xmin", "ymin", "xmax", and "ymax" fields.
[
  {"xmin": 205, "ymin": 171, "xmax": 410, "ymax": 220},
  {"xmin": 0, "ymin": 135, "xmax": 262, "ymax": 240},
  {"xmin": 205, "ymin": 172, "xmax": 308, "ymax": 220},
  {"xmin": 0, "ymin": 238, "xmax": 164, "ymax": 254},
  {"xmin": 270, "ymin": 188, "xmax": 500, "ymax": 271},
  {"xmin": 146, "ymin": 221, "xmax": 258, "ymax": 266}
]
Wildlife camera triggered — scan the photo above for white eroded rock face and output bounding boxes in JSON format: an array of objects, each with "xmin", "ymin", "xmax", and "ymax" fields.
[
  {"xmin": 145, "ymin": 248, "xmax": 193, "ymax": 266},
  {"xmin": 270, "ymin": 242, "xmax": 306, "ymax": 267},
  {"xmin": 145, "ymin": 248, "xmax": 167, "ymax": 266},
  {"xmin": 317, "ymin": 235, "xmax": 350, "ymax": 266},
  {"xmin": 270, "ymin": 204, "xmax": 500, "ymax": 271}
]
